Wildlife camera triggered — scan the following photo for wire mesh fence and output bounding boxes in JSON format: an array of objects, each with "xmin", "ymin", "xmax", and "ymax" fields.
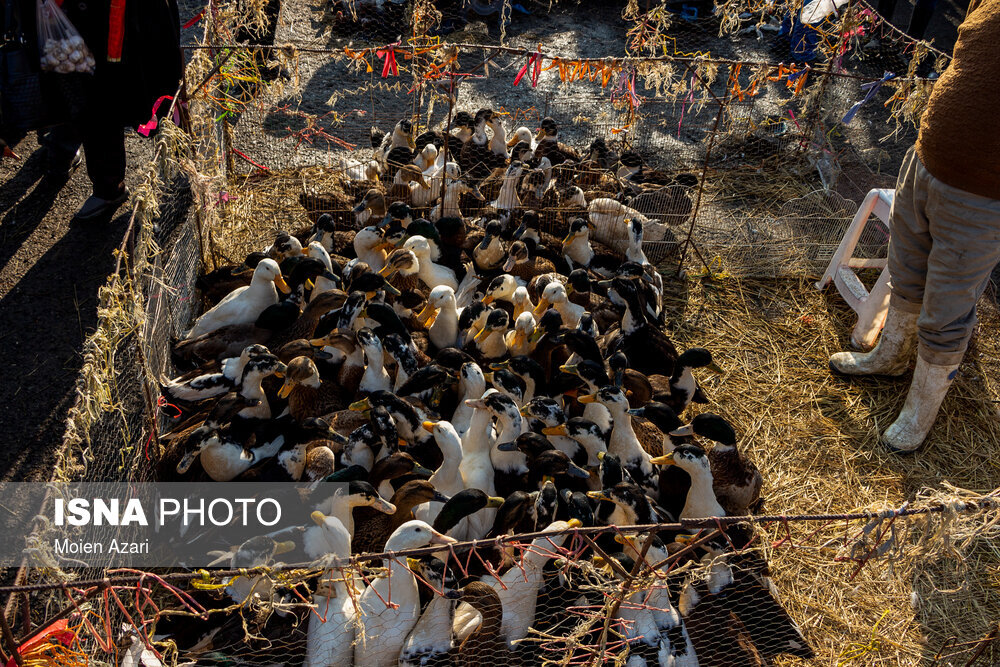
[{"xmin": 4, "ymin": 0, "xmax": 998, "ymax": 665}]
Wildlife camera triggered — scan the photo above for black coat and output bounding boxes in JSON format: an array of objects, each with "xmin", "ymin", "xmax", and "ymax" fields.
[{"xmin": 12, "ymin": 0, "xmax": 182, "ymax": 128}]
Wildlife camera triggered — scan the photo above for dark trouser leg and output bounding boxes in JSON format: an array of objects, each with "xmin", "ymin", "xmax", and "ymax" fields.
[
  {"xmin": 80, "ymin": 121, "xmax": 126, "ymax": 200},
  {"xmin": 906, "ymin": 0, "xmax": 938, "ymax": 40},
  {"xmin": 38, "ymin": 124, "xmax": 82, "ymax": 171}
]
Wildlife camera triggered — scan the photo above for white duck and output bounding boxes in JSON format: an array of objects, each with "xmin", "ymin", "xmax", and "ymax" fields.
[
  {"xmin": 581, "ymin": 385, "xmax": 657, "ymax": 497},
  {"xmin": 304, "ymin": 512, "xmax": 358, "ymax": 667},
  {"xmin": 456, "ymin": 390, "xmax": 500, "ymax": 541},
  {"xmin": 357, "ymin": 328, "xmax": 392, "ymax": 394},
  {"xmin": 505, "ymin": 311, "xmax": 537, "ymax": 357},
  {"xmin": 179, "ymin": 429, "xmax": 284, "ymax": 482},
  {"xmin": 506, "ymin": 126, "xmax": 536, "ymax": 151},
  {"xmin": 488, "ymin": 161, "xmax": 524, "ymax": 216},
  {"xmin": 310, "ymin": 481, "xmax": 396, "ymax": 544},
  {"xmin": 354, "ymin": 226, "xmax": 390, "ymax": 272},
  {"xmin": 413, "ymin": 420, "xmax": 465, "ymax": 525},
  {"xmin": 617, "ymin": 533, "xmax": 699, "ymax": 667},
  {"xmin": 453, "ymin": 519, "xmax": 582, "ymax": 645},
  {"xmin": 430, "ymin": 179, "xmax": 484, "ymax": 221},
  {"xmin": 404, "ymin": 236, "xmax": 458, "ymax": 291},
  {"xmin": 416, "ymin": 285, "xmax": 462, "ymax": 349},
  {"xmin": 399, "ymin": 558, "xmax": 460, "ymax": 666},
  {"xmin": 587, "ymin": 197, "xmax": 654, "ymax": 246},
  {"xmin": 451, "ymin": 362, "xmax": 486, "ymax": 438},
  {"xmin": 184, "ymin": 259, "xmax": 288, "ymax": 339},
  {"xmin": 355, "ymin": 521, "xmax": 457, "ymax": 667},
  {"xmin": 414, "ymin": 143, "xmax": 439, "ymax": 171},
  {"xmin": 534, "ymin": 281, "xmax": 585, "ymax": 329},
  {"xmin": 487, "ymin": 114, "xmax": 508, "ymax": 157},
  {"xmin": 412, "ymin": 161, "xmax": 460, "ymax": 208},
  {"xmin": 306, "ymin": 241, "xmax": 340, "ymax": 301}
]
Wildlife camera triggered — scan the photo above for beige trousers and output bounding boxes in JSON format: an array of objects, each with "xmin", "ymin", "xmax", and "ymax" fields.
[{"xmin": 887, "ymin": 146, "xmax": 1000, "ymax": 366}]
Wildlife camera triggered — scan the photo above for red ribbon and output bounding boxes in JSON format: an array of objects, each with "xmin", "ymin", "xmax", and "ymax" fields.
[
  {"xmin": 107, "ymin": 0, "xmax": 126, "ymax": 62},
  {"xmin": 137, "ymin": 95, "xmax": 173, "ymax": 137},
  {"xmin": 514, "ymin": 51, "xmax": 542, "ymax": 87},
  {"xmin": 182, "ymin": 9, "xmax": 205, "ymax": 29},
  {"xmin": 377, "ymin": 42, "xmax": 400, "ymax": 78}
]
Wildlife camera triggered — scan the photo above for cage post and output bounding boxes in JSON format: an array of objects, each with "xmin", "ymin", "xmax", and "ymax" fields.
[
  {"xmin": 0, "ymin": 610, "xmax": 22, "ymax": 667},
  {"xmin": 594, "ymin": 531, "xmax": 658, "ymax": 665},
  {"xmin": 676, "ymin": 84, "xmax": 731, "ymax": 276}
]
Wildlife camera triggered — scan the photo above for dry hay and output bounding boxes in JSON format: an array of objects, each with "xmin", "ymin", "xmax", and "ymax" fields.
[
  {"xmin": 664, "ymin": 272, "xmax": 1000, "ymax": 665},
  {"xmin": 203, "ymin": 165, "xmax": 1000, "ymax": 664}
]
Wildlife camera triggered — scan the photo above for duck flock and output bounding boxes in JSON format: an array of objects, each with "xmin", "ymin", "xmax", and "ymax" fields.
[{"xmin": 157, "ymin": 112, "xmax": 814, "ymax": 666}]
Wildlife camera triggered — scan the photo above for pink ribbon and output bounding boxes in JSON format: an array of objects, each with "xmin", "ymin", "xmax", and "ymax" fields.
[
  {"xmin": 514, "ymin": 51, "xmax": 541, "ymax": 87},
  {"xmin": 137, "ymin": 95, "xmax": 173, "ymax": 137}
]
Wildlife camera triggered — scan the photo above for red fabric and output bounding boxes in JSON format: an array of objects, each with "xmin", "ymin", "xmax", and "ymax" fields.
[
  {"xmin": 4, "ymin": 620, "xmax": 75, "ymax": 667},
  {"xmin": 107, "ymin": 0, "xmax": 127, "ymax": 62}
]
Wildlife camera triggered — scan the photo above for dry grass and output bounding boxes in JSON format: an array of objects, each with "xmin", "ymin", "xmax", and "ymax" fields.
[
  {"xmin": 665, "ymin": 272, "xmax": 1000, "ymax": 665},
  {"xmin": 204, "ymin": 164, "xmax": 1000, "ymax": 665}
]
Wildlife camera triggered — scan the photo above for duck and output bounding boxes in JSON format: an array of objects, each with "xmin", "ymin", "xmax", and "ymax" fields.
[
  {"xmin": 533, "ymin": 117, "xmax": 580, "ymax": 166},
  {"xmin": 453, "ymin": 519, "xmax": 582, "ymax": 647},
  {"xmin": 471, "ymin": 220, "xmax": 507, "ymax": 274},
  {"xmin": 487, "ymin": 161, "xmax": 523, "ymax": 218},
  {"xmin": 352, "ymin": 480, "xmax": 450, "ymax": 554},
  {"xmin": 453, "ymin": 582, "xmax": 513, "ymax": 667},
  {"xmin": 470, "ymin": 308, "xmax": 509, "ymax": 361},
  {"xmin": 431, "ymin": 488, "xmax": 506, "ymax": 537},
  {"xmin": 416, "ymin": 285, "xmax": 464, "ymax": 351},
  {"xmin": 502, "ymin": 240, "xmax": 557, "ymax": 282},
  {"xmin": 460, "ymin": 109, "xmax": 501, "ymax": 180},
  {"xmin": 310, "ymin": 480, "xmax": 396, "ymax": 548},
  {"xmin": 353, "ymin": 190, "xmax": 388, "ymax": 227},
  {"xmin": 506, "ymin": 126, "xmax": 535, "ymax": 151},
  {"xmin": 175, "ymin": 395, "xmax": 286, "ymax": 482},
  {"xmin": 561, "ymin": 217, "xmax": 620, "ymax": 278},
  {"xmin": 405, "ymin": 235, "xmax": 459, "ymax": 291},
  {"xmin": 305, "ymin": 242, "xmax": 343, "ymax": 301},
  {"xmin": 604, "ymin": 277, "xmax": 678, "ymax": 377},
  {"xmin": 413, "ymin": 420, "xmax": 466, "ymax": 525},
  {"xmin": 355, "ymin": 521, "xmax": 457, "ymax": 667},
  {"xmin": 414, "ymin": 143, "xmax": 439, "ymax": 171},
  {"xmin": 671, "ymin": 413, "xmax": 762, "ymax": 516},
  {"xmin": 341, "ymin": 405, "xmax": 400, "ymax": 470},
  {"xmin": 303, "ymin": 511, "xmax": 357, "ymax": 667},
  {"xmin": 265, "ymin": 231, "xmax": 306, "ymax": 262},
  {"xmin": 481, "ymin": 391, "xmax": 527, "ymax": 498},
  {"xmin": 184, "ymin": 259, "xmax": 290, "ymax": 339},
  {"xmin": 497, "ymin": 433, "xmax": 590, "ymax": 490},
  {"xmin": 430, "ymin": 179, "xmax": 484, "ymax": 221},
  {"xmin": 275, "ymin": 356, "xmax": 347, "ymax": 421},
  {"xmin": 195, "ymin": 251, "xmax": 266, "ymax": 307},
  {"xmin": 159, "ymin": 343, "xmax": 267, "ymax": 403},
  {"xmin": 456, "ymin": 390, "xmax": 501, "ymax": 541},
  {"xmin": 540, "ymin": 415, "xmax": 608, "ymax": 468},
  {"xmin": 580, "ymin": 385, "xmax": 657, "ymax": 497},
  {"xmin": 353, "ymin": 225, "xmax": 391, "ymax": 271},
  {"xmin": 504, "ymin": 312, "xmax": 536, "ymax": 358},
  {"xmin": 658, "ymin": 347, "xmax": 722, "ymax": 414},
  {"xmin": 451, "ymin": 361, "xmax": 486, "ymax": 438},
  {"xmin": 357, "ymin": 328, "xmax": 392, "ymax": 395},
  {"xmin": 399, "ymin": 557, "xmax": 462, "ymax": 667},
  {"xmin": 534, "ymin": 280, "xmax": 585, "ymax": 329},
  {"xmin": 651, "ymin": 445, "xmax": 814, "ymax": 662}
]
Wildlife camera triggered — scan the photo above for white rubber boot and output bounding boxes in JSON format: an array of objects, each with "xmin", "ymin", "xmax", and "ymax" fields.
[
  {"xmin": 882, "ymin": 356, "xmax": 959, "ymax": 453},
  {"xmin": 829, "ymin": 305, "xmax": 918, "ymax": 376}
]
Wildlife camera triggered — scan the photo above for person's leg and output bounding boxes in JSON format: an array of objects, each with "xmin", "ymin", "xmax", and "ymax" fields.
[
  {"xmin": 906, "ymin": 0, "xmax": 938, "ymax": 40},
  {"xmin": 37, "ymin": 124, "xmax": 83, "ymax": 177},
  {"xmin": 883, "ymin": 167, "xmax": 1000, "ymax": 451},
  {"xmin": 74, "ymin": 120, "xmax": 128, "ymax": 220},
  {"xmin": 81, "ymin": 123, "xmax": 126, "ymax": 200},
  {"xmin": 830, "ymin": 146, "xmax": 926, "ymax": 375}
]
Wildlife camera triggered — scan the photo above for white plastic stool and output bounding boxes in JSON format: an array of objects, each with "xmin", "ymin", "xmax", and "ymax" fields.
[{"xmin": 815, "ymin": 188, "xmax": 894, "ymax": 350}]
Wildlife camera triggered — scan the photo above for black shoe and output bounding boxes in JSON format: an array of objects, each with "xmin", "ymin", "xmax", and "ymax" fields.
[
  {"xmin": 74, "ymin": 189, "xmax": 130, "ymax": 222},
  {"xmin": 45, "ymin": 147, "xmax": 83, "ymax": 178}
]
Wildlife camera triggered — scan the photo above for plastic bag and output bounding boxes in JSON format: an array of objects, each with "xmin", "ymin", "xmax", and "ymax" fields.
[{"xmin": 37, "ymin": 0, "xmax": 96, "ymax": 74}]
